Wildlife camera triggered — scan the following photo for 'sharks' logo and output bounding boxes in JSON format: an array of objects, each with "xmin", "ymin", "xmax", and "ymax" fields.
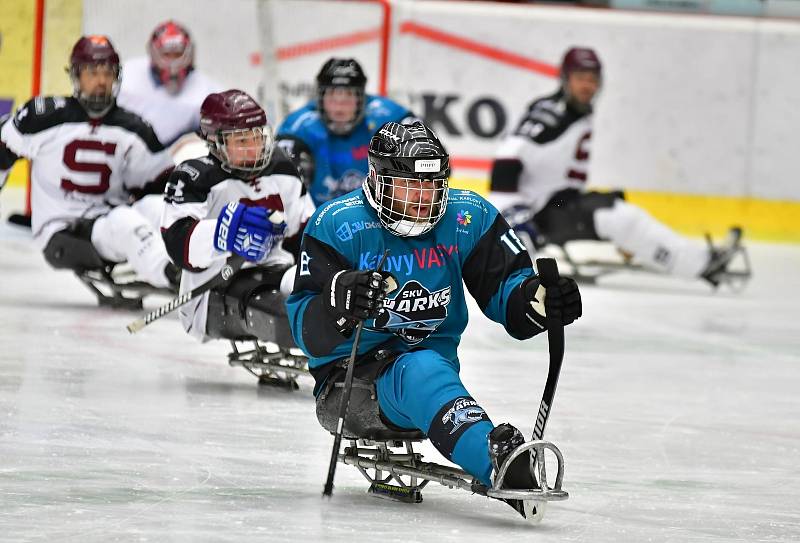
[
  {"xmin": 442, "ymin": 397, "xmax": 487, "ymax": 434},
  {"xmin": 371, "ymin": 280, "xmax": 450, "ymax": 344}
]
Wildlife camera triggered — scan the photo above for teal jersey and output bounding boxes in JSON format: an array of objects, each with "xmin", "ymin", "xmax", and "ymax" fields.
[
  {"xmin": 275, "ymin": 96, "xmax": 414, "ymax": 206},
  {"xmin": 286, "ymin": 188, "xmax": 540, "ymax": 388}
]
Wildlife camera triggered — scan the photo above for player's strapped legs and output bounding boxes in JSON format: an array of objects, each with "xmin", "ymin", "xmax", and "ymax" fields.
[
  {"xmin": 42, "ymin": 219, "xmax": 106, "ymax": 270},
  {"xmin": 533, "ymin": 189, "xmax": 623, "ymax": 245},
  {"xmin": 205, "ymin": 265, "xmax": 296, "ymax": 344},
  {"xmin": 594, "ymin": 199, "xmax": 709, "ymax": 277},
  {"xmin": 91, "ymin": 204, "xmax": 173, "ymax": 288},
  {"xmin": 376, "ymin": 350, "xmax": 495, "ymax": 486}
]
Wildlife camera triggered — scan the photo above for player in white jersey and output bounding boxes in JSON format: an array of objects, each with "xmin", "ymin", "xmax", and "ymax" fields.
[
  {"xmin": 117, "ymin": 21, "xmax": 221, "ymax": 148},
  {"xmin": 0, "ymin": 35, "xmax": 177, "ymax": 290},
  {"xmin": 161, "ymin": 89, "xmax": 315, "ymax": 343},
  {"xmin": 490, "ymin": 47, "xmax": 742, "ymax": 286}
]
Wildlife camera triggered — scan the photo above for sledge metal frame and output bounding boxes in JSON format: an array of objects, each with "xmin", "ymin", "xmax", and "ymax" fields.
[
  {"xmin": 552, "ymin": 241, "xmax": 752, "ymax": 292},
  {"xmin": 77, "ymin": 265, "xmax": 174, "ymax": 310},
  {"xmin": 227, "ymin": 340, "xmax": 309, "ymax": 389},
  {"xmin": 512, "ymin": 218, "xmax": 753, "ymax": 291},
  {"xmin": 339, "ymin": 437, "xmax": 568, "ymax": 508}
]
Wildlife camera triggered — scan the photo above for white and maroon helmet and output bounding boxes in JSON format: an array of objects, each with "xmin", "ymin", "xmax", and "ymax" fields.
[
  {"xmin": 148, "ymin": 20, "xmax": 194, "ymax": 94},
  {"xmin": 199, "ymin": 89, "xmax": 274, "ymax": 178}
]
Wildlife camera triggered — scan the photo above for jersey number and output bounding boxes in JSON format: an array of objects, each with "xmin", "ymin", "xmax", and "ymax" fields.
[
  {"xmin": 567, "ymin": 131, "xmax": 591, "ymax": 182},
  {"xmin": 61, "ymin": 140, "xmax": 118, "ymax": 194},
  {"xmin": 500, "ymin": 228, "xmax": 526, "ymax": 255}
]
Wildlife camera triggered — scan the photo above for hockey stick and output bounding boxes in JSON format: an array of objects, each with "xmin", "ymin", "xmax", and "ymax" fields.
[
  {"xmin": 323, "ymin": 249, "xmax": 390, "ymax": 498},
  {"xmin": 531, "ymin": 257, "xmax": 565, "ymax": 442},
  {"xmin": 126, "ymin": 255, "xmax": 244, "ymax": 334}
]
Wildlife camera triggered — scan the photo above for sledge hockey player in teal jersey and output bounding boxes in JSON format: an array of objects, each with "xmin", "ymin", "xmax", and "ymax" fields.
[
  {"xmin": 286, "ymin": 120, "xmax": 582, "ymax": 520},
  {"xmin": 275, "ymin": 58, "xmax": 415, "ymax": 206}
]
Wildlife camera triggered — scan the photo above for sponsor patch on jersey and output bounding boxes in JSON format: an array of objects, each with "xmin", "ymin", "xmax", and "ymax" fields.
[
  {"xmin": 336, "ymin": 220, "xmax": 382, "ymax": 242},
  {"xmin": 175, "ymin": 162, "xmax": 200, "ymax": 181},
  {"xmin": 456, "ymin": 210, "xmax": 471, "ymax": 226},
  {"xmin": 415, "ymin": 159, "xmax": 440, "ymax": 173},
  {"xmin": 370, "ymin": 280, "xmax": 451, "ymax": 344},
  {"xmin": 359, "ymin": 244, "xmax": 457, "ymax": 276},
  {"xmin": 314, "ymin": 194, "xmax": 363, "ymax": 226}
]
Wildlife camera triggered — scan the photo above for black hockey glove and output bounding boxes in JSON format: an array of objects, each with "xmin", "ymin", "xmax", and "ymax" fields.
[
  {"xmin": 323, "ymin": 269, "xmax": 396, "ymax": 325},
  {"xmin": 523, "ymin": 275, "xmax": 582, "ymax": 329}
]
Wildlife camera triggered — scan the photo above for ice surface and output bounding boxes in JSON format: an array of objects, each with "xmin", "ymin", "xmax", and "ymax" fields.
[{"xmin": 1, "ymin": 192, "xmax": 799, "ymax": 541}]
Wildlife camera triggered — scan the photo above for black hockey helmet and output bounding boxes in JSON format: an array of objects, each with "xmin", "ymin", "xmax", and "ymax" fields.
[
  {"xmin": 363, "ymin": 121, "xmax": 450, "ymax": 237},
  {"xmin": 316, "ymin": 58, "xmax": 367, "ymax": 135},
  {"xmin": 68, "ymin": 35, "xmax": 121, "ymax": 118}
]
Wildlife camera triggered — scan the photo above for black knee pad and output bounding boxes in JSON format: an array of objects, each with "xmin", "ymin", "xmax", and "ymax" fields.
[
  {"xmin": 42, "ymin": 220, "xmax": 105, "ymax": 271},
  {"xmin": 427, "ymin": 396, "xmax": 491, "ymax": 461},
  {"xmin": 315, "ymin": 349, "xmax": 425, "ymax": 441},
  {"xmin": 535, "ymin": 189, "xmax": 624, "ymax": 245}
]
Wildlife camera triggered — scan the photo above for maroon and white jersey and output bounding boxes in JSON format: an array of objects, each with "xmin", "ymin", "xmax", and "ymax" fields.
[
  {"xmin": 0, "ymin": 96, "xmax": 173, "ymax": 247},
  {"xmin": 117, "ymin": 56, "xmax": 221, "ymax": 147},
  {"xmin": 492, "ymin": 89, "xmax": 593, "ymax": 213},
  {"xmin": 161, "ymin": 149, "xmax": 315, "ymax": 340}
]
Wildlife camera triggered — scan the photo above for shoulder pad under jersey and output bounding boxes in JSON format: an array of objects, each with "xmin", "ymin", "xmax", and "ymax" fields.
[
  {"xmin": 12, "ymin": 96, "xmax": 83, "ymax": 134},
  {"xmin": 105, "ymin": 106, "xmax": 165, "ymax": 152},
  {"xmin": 514, "ymin": 93, "xmax": 583, "ymax": 145},
  {"xmin": 165, "ymin": 156, "xmax": 229, "ymax": 204}
]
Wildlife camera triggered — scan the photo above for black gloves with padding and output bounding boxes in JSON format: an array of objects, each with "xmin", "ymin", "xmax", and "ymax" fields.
[
  {"xmin": 523, "ymin": 274, "xmax": 582, "ymax": 329},
  {"xmin": 323, "ymin": 269, "xmax": 397, "ymax": 327}
]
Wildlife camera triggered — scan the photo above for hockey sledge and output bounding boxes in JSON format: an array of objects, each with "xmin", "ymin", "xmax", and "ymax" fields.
[
  {"xmin": 76, "ymin": 264, "xmax": 176, "ymax": 310},
  {"xmin": 525, "ymin": 228, "xmax": 752, "ymax": 291},
  {"xmin": 43, "ymin": 227, "xmax": 176, "ymax": 310},
  {"xmin": 336, "ymin": 433, "xmax": 567, "ymax": 523},
  {"xmin": 227, "ymin": 340, "xmax": 309, "ymax": 389}
]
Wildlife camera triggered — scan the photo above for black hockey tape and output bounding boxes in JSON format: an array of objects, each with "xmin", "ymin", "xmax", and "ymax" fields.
[{"xmin": 428, "ymin": 396, "xmax": 490, "ymax": 461}]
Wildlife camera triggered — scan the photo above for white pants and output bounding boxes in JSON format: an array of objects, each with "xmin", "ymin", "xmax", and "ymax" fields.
[
  {"xmin": 594, "ymin": 200, "xmax": 710, "ymax": 278},
  {"xmin": 91, "ymin": 195, "xmax": 172, "ymax": 288}
]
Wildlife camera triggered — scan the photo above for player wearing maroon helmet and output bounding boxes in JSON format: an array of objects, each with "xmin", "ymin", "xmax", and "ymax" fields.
[
  {"xmin": 161, "ymin": 89, "xmax": 315, "ymax": 342},
  {"xmin": 0, "ymin": 35, "xmax": 177, "ymax": 291},
  {"xmin": 490, "ymin": 47, "xmax": 744, "ymax": 286},
  {"xmin": 118, "ymin": 20, "xmax": 221, "ymax": 147}
]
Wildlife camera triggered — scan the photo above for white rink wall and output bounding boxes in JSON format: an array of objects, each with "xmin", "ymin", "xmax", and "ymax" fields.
[{"xmin": 83, "ymin": 0, "xmax": 800, "ymax": 202}]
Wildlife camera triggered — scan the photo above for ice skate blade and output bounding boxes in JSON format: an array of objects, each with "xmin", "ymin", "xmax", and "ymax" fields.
[
  {"xmin": 521, "ymin": 500, "xmax": 547, "ymax": 524},
  {"xmin": 486, "ymin": 487, "xmax": 568, "ymax": 501}
]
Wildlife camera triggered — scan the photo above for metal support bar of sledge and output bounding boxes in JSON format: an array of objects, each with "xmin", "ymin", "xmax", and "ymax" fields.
[{"xmin": 340, "ymin": 438, "xmax": 569, "ymax": 502}]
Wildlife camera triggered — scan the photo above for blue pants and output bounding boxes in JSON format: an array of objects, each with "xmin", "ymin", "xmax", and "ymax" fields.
[{"xmin": 376, "ymin": 349, "xmax": 494, "ymax": 486}]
